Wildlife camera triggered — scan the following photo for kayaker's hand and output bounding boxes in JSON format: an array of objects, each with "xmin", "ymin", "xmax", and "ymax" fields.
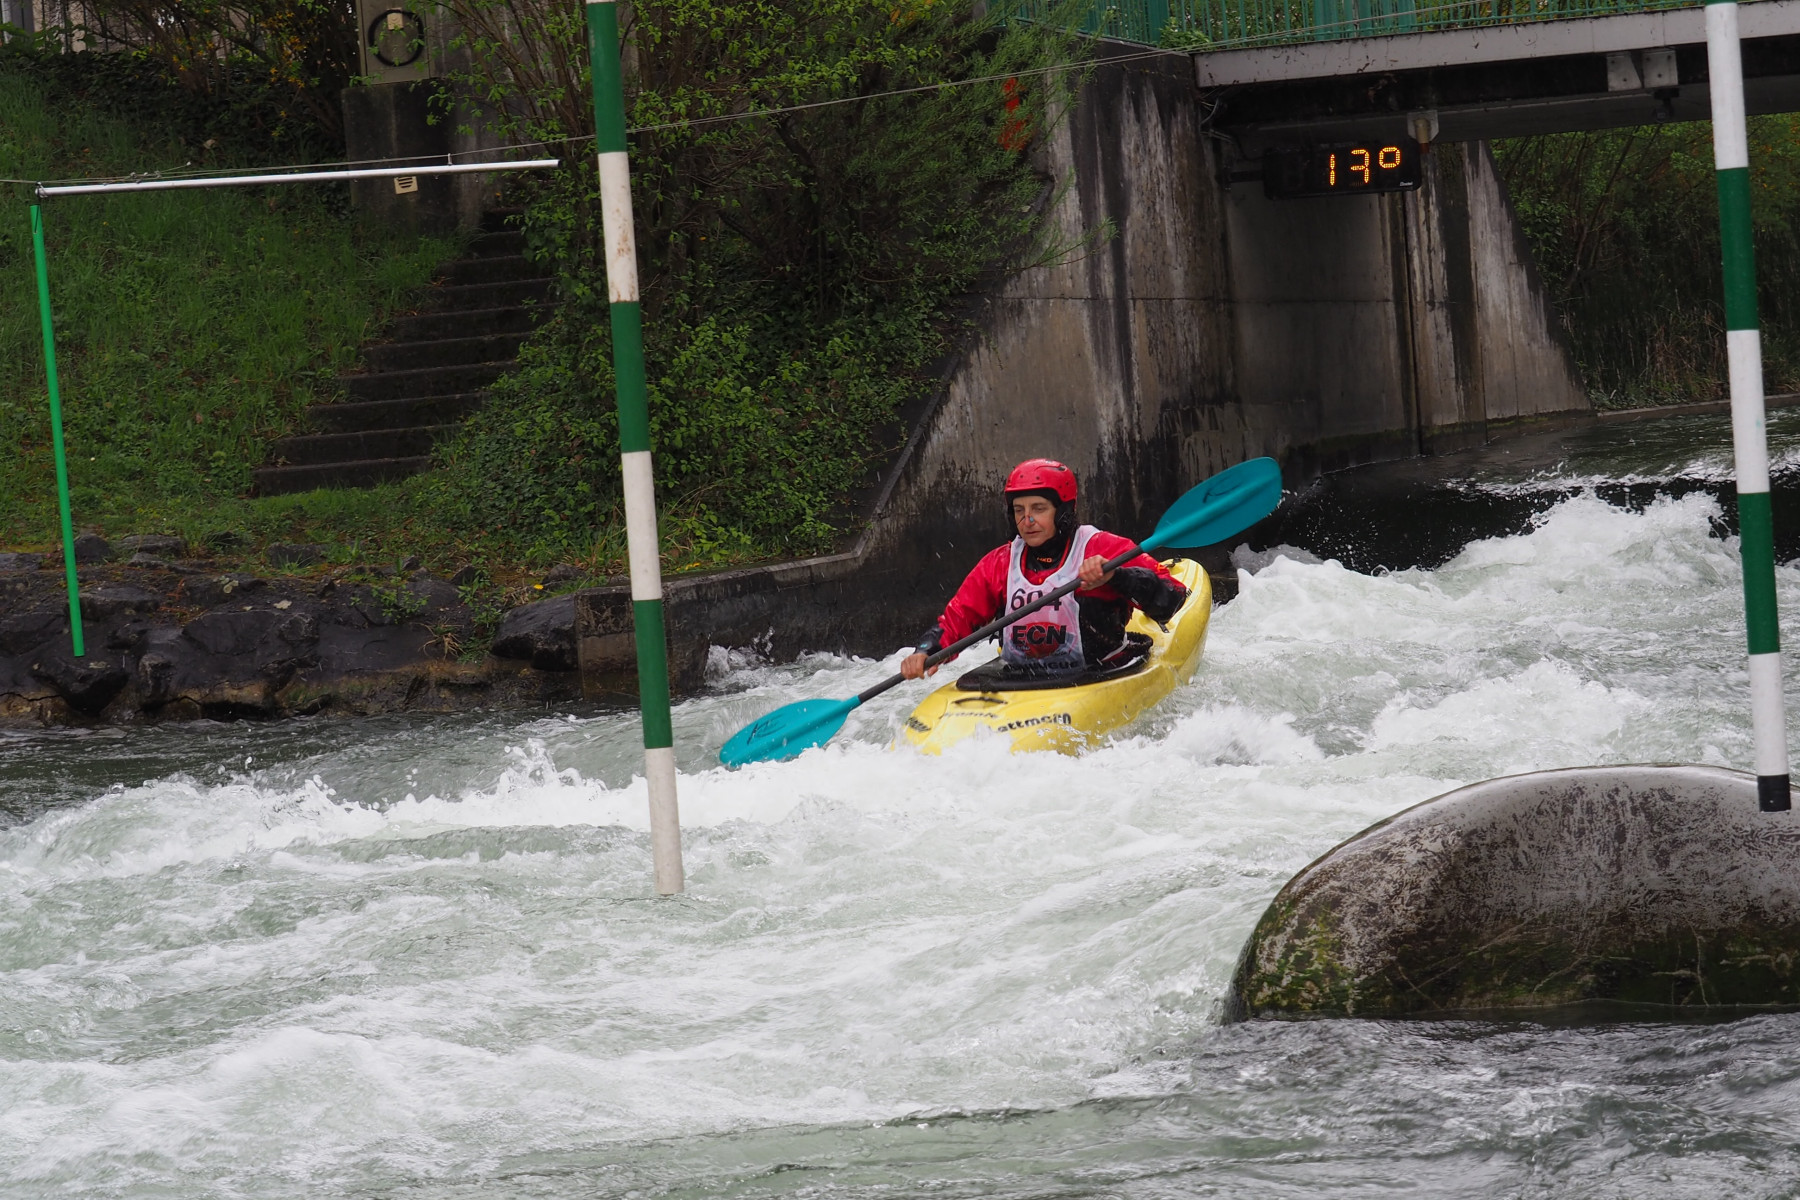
[
  {"xmin": 1078, "ymin": 555, "xmax": 1114, "ymax": 588},
  {"xmin": 901, "ymin": 652, "xmax": 937, "ymax": 679}
]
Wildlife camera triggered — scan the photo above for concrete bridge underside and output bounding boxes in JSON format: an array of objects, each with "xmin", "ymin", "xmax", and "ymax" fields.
[{"xmin": 1200, "ymin": 0, "xmax": 1800, "ymax": 150}]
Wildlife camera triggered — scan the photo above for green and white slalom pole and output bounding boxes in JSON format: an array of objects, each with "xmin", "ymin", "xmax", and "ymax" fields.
[
  {"xmin": 1708, "ymin": 0, "xmax": 1791, "ymax": 812},
  {"xmin": 586, "ymin": 0, "xmax": 684, "ymax": 890}
]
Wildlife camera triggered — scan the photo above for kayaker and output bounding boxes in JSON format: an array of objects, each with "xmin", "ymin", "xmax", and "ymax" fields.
[{"xmin": 900, "ymin": 459, "xmax": 1190, "ymax": 680}]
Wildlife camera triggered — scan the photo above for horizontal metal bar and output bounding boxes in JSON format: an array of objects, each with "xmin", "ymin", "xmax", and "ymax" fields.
[{"xmin": 36, "ymin": 158, "xmax": 560, "ymax": 198}]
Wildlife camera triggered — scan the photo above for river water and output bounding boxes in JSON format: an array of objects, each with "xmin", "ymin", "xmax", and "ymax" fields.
[{"xmin": 7, "ymin": 411, "xmax": 1800, "ymax": 1198}]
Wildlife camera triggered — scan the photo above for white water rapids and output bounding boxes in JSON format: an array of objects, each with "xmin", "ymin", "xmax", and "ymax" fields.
[{"xmin": 7, "ymin": 417, "xmax": 1800, "ymax": 1196}]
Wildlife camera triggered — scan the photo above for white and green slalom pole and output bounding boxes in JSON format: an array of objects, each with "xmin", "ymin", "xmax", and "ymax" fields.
[
  {"xmin": 1708, "ymin": 0, "xmax": 1791, "ymax": 812},
  {"xmin": 586, "ymin": 0, "xmax": 684, "ymax": 890}
]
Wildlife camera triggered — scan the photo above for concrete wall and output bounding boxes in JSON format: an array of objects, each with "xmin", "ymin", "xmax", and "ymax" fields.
[
  {"xmin": 1224, "ymin": 166, "xmax": 1420, "ymax": 470},
  {"xmin": 891, "ymin": 50, "xmax": 1588, "ymax": 538},
  {"xmin": 1462, "ymin": 146, "xmax": 1591, "ymax": 427},
  {"xmin": 341, "ymin": 82, "xmax": 510, "ymax": 234},
  {"xmin": 877, "ymin": 51, "xmax": 1237, "ymax": 578},
  {"xmin": 1400, "ymin": 142, "xmax": 1588, "ymax": 451},
  {"xmin": 577, "ymin": 45, "xmax": 1591, "ymax": 693}
]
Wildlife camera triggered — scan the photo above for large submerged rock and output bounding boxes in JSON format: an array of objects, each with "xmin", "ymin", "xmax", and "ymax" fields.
[{"xmin": 1227, "ymin": 766, "xmax": 1800, "ymax": 1019}]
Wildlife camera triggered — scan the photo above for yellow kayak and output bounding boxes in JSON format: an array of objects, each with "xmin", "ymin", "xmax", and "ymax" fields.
[{"xmin": 898, "ymin": 559, "xmax": 1212, "ymax": 755}]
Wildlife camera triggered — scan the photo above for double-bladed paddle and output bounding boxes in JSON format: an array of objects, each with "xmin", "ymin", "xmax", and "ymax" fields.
[{"xmin": 717, "ymin": 456, "xmax": 1284, "ymax": 767}]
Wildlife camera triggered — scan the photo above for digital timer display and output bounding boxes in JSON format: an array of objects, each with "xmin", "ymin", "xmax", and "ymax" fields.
[{"xmin": 1264, "ymin": 142, "xmax": 1422, "ymax": 199}]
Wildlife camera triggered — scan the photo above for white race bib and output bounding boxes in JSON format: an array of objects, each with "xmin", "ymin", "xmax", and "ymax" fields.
[{"xmin": 1001, "ymin": 525, "xmax": 1096, "ymax": 672}]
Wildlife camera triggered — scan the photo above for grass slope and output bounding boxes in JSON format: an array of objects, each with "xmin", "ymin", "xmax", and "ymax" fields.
[
  {"xmin": 4, "ymin": 7, "xmax": 1065, "ymax": 595},
  {"xmin": 0, "ymin": 69, "xmax": 452, "ymax": 561}
]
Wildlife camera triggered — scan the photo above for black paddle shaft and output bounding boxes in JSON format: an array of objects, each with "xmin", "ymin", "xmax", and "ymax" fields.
[{"xmin": 852, "ymin": 541, "xmax": 1149, "ymax": 706}]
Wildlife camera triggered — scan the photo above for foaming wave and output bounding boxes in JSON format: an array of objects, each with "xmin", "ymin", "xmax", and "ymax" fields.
[
  {"xmin": 0, "ymin": 740, "xmax": 629, "ymax": 883},
  {"xmin": 1442, "ymin": 489, "xmax": 1729, "ymax": 583},
  {"xmin": 6, "ymin": 487, "xmax": 1800, "ymax": 1198},
  {"xmin": 0, "ymin": 776, "xmax": 383, "ymax": 884},
  {"xmin": 1368, "ymin": 659, "xmax": 1641, "ymax": 769},
  {"xmin": 1197, "ymin": 489, "xmax": 1767, "ymax": 780},
  {"xmin": 1156, "ymin": 706, "xmax": 1326, "ymax": 767}
]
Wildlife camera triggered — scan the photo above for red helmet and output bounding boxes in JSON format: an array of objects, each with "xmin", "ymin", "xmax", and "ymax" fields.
[{"xmin": 1004, "ymin": 459, "xmax": 1077, "ymax": 504}]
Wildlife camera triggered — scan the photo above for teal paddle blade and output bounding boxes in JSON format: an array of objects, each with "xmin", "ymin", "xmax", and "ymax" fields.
[
  {"xmin": 719, "ymin": 696, "xmax": 860, "ymax": 767},
  {"xmin": 1145, "ymin": 457, "xmax": 1283, "ymax": 551}
]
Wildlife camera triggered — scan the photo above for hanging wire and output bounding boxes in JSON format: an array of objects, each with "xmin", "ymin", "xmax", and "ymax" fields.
[
  {"xmin": 622, "ymin": 44, "xmax": 1181, "ymax": 134},
  {"xmin": 26, "ymin": 42, "xmax": 1190, "ymax": 191},
  {"xmin": 16, "ymin": 0, "xmax": 1650, "ymax": 188}
]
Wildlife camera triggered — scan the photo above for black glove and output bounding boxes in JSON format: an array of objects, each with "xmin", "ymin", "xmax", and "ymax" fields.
[{"xmin": 1110, "ymin": 566, "xmax": 1189, "ymax": 623}]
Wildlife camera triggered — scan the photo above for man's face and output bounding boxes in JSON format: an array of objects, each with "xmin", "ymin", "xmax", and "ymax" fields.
[{"xmin": 1012, "ymin": 496, "xmax": 1058, "ymax": 547}]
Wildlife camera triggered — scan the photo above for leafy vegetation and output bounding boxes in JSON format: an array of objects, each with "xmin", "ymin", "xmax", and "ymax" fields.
[
  {"xmin": 1495, "ymin": 118, "xmax": 1800, "ymax": 408},
  {"xmin": 417, "ymin": 0, "xmax": 1078, "ymax": 567},
  {"xmin": 2, "ymin": 1, "xmax": 1076, "ymax": 581},
  {"xmin": 11, "ymin": 0, "xmax": 356, "ymax": 148}
]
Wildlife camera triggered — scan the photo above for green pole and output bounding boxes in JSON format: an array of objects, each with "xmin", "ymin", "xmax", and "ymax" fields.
[
  {"xmin": 30, "ymin": 204, "xmax": 84, "ymax": 659},
  {"xmin": 1707, "ymin": 0, "xmax": 1790, "ymax": 812},
  {"xmin": 585, "ymin": 0, "xmax": 683, "ymax": 892}
]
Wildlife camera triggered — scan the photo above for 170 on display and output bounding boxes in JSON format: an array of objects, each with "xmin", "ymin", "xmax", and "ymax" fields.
[{"xmin": 1264, "ymin": 142, "xmax": 1421, "ymax": 199}]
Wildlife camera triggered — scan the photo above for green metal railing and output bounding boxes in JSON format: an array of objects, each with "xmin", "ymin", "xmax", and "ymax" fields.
[{"xmin": 1014, "ymin": 0, "xmax": 1705, "ymax": 51}]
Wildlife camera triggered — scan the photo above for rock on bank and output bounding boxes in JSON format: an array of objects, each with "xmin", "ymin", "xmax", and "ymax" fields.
[
  {"xmin": 1228, "ymin": 766, "xmax": 1800, "ymax": 1019},
  {"xmin": 0, "ymin": 558, "xmax": 579, "ymax": 725}
]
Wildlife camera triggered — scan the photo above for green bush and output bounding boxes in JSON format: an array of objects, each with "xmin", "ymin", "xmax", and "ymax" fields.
[
  {"xmin": 0, "ymin": 30, "xmax": 344, "ymax": 161},
  {"xmin": 420, "ymin": 0, "xmax": 1080, "ymax": 567},
  {"xmin": 1496, "ymin": 118, "xmax": 1800, "ymax": 408}
]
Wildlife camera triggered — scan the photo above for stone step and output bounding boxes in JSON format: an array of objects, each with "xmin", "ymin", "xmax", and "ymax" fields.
[
  {"xmin": 465, "ymin": 229, "xmax": 526, "ymax": 258},
  {"xmin": 363, "ymin": 332, "xmax": 531, "ymax": 373},
  {"xmin": 266, "ymin": 425, "xmax": 458, "ymax": 467},
  {"xmin": 481, "ymin": 207, "xmax": 524, "ymax": 234},
  {"xmin": 306, "ymin": 391, "xmax": 489, "ymax": 434},
  {"xmin": 253, "ymin": 456, "xmax": 435, "ymax": 496},
  {"xmin": 251, "ymin": 209, "xmax": 539, "ymax": 494},
  {"xmin": 386, "ymin": 304, "xmax": 550, "ymax": 343},
  {"xmin": 438, "ymin": 254, "xmax": 546, "ymax": 286},
  {"xmin": 340, "ymin": 361, "xmax": 514, "ymax": 402},
  {"xmin": 428, "ymin": 277, "xmax": 553, "ymax": 310}
]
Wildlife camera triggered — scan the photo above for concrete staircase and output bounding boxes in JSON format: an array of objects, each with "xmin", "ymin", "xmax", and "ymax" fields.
[{"xmin": 254, "ymin": 210, "xmax": 552, "ymax": 496}]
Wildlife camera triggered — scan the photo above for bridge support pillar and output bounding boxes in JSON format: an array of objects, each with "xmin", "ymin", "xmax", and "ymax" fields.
[{"xmin": 1224, "ymin": 138, "xmax": 1587, "ymax": 477}]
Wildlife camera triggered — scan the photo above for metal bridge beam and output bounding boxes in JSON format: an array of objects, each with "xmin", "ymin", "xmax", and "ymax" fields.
[
  {"xmin": 1201, "ymin": 0, "xmax": 1800, "ymax": 148},
  {"xmin": 1198, "ymin": 1, "xmax": 1800, "ymax": 85}
]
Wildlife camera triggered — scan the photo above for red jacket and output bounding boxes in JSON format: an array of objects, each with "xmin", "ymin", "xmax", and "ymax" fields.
[{"xmin": 933, "ymin": 530, "xmax": 1178, "ymax": 656}]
